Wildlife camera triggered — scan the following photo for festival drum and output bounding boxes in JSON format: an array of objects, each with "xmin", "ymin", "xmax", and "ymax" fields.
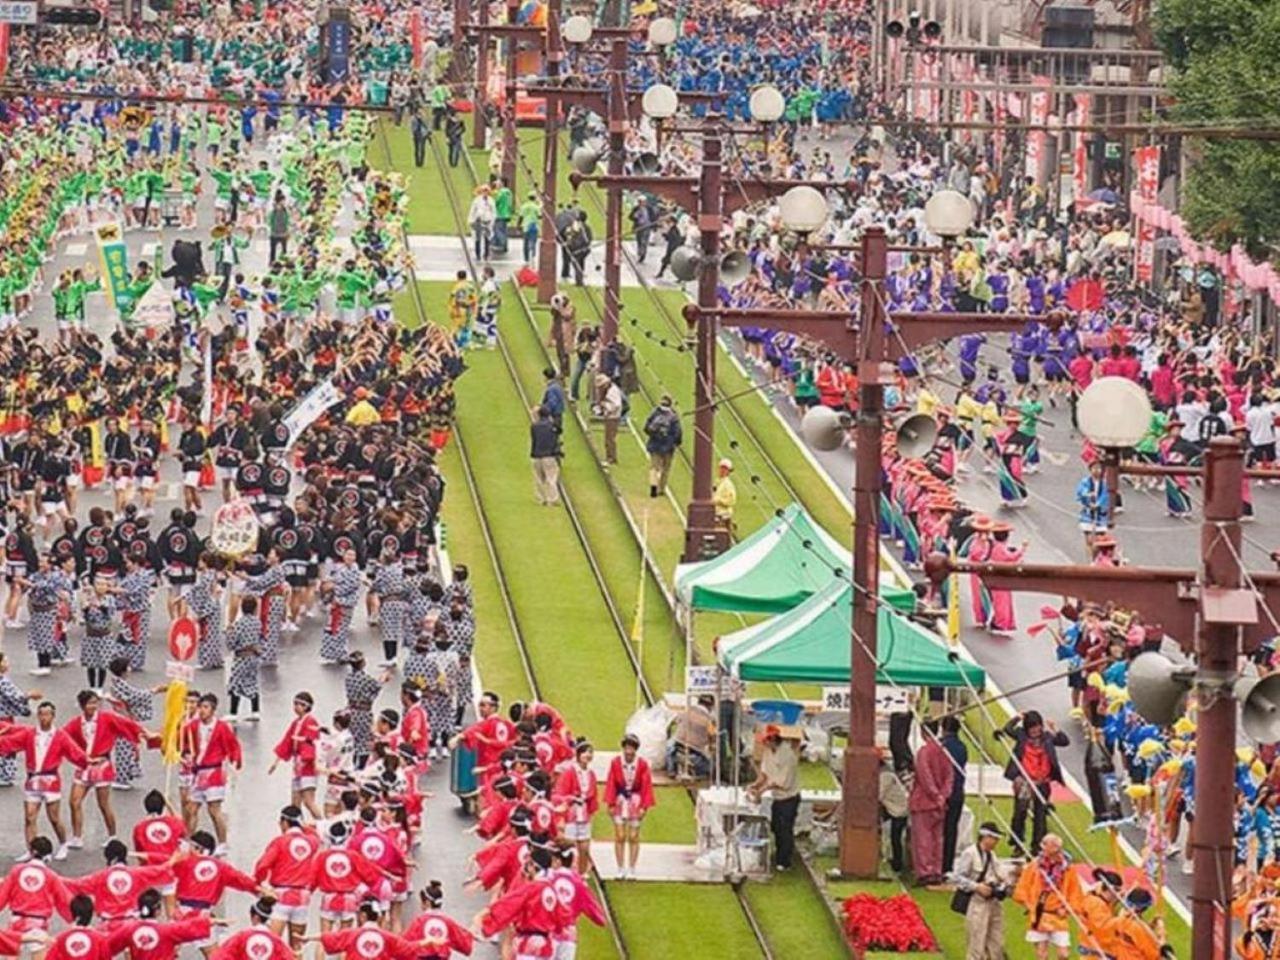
[{"xmin": 450, "ymin": 744, "xmax": 479, "ymax": 812}]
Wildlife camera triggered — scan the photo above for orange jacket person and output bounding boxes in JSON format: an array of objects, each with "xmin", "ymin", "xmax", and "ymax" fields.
[{"xmin": 1013, "ymin": 834, "xmax": 1081, "ymax": 960}]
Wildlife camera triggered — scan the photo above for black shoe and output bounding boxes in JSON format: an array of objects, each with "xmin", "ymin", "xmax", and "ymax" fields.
[{"xmin": 650, "ymin": 484, "xmax": 658, "ymax": 497}]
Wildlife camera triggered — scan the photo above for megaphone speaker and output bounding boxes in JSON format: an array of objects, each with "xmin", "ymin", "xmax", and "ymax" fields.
[
  {"xmin": 719, "ymin": 251, "xmax": 750, "ymax": 286},
  {"xmin": 670, "ymin": 247, "xmax": 702, "ymax": 283},
  {"xmin": 634, "ymin": 152, "xmax": 659, "ymax": 175},
  {"xmin": 895, "ymin": 413, "xmax": 938, "ymax": 459},
  {"xmin": 1127, "ymin": 652, "xmax": 1195, "ymax": 726},
  {"xmin": 571, "ymin": 147, "xmax": 600, "ymax": 175},
  {"xmin": 1237, "ymin": 674, "xmax": 1280, "ymax": 743},
  {"xmin": 801, "ymin": 405, "xmax": 851, "ymax": 452},
  {"xmin": 885, "ymin": 20, "xmax": 905, "ymax": 38}
]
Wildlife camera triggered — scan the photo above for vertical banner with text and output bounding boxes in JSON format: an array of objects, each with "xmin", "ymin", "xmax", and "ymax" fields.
[
  {"xmin": 94, "ymin": 223, "xmax": 130, "ymax": 312},
  {"xmin": 1024, "ymin": 75, "xmax": 1051, "ymax": 185},
  {"xmin": 1134, "ymin": 145, "xmax": 1162, "ymax": 284}
]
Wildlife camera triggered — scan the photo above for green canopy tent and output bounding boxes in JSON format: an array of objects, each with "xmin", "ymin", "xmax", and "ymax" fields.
[
  {"xmin": 673, "ymin": 503, "xmax": 916, "ymax": 616},
  {"xmin": 717, "ymin": 578, "xmax": 985, "ymax": 688}
]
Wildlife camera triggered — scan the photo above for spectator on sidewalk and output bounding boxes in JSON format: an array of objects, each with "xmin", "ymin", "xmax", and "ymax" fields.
[
  {"xmin": 940, "ymin": 714, "xmax": 968, "ymax": 873},
  {"xmin": 953, "ymin": 822, "xmax": 1009, "ymax": 960},
  {"xmin": 747, "ymin": 724, "xmax": 800, "ymax": 871},
  {"xmin": 596, "ymin": 374, "xmax": 624, "ymax": 466},
  {"xmin": 541, "ymin": 367, "xmax": 566, "ymax": 433},
  {"xmin": 1003, "ymin": 710, "xmax": 1069, "ymax": 855}
]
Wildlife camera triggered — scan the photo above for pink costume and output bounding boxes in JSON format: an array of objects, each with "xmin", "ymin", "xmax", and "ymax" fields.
[{"xmin": 986, "ymin": 540, "xmax": 1025, "ymax": 632}]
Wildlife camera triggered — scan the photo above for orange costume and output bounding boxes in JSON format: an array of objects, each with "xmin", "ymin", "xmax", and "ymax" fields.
[{"xmin": 1013, "ymin": 852, "xmax": 1082, "ymax": 936}]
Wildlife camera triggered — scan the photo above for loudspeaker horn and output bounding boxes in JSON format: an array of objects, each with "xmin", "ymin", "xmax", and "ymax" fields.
[
  {"xmin": 895, "ymin": 413, "xmax": 938, "ymax": 459},
  {"xmin": 719, "ymin": 251, "xmax": 750, "ymax": 286},
  {"xmin": 1237, "ymin": 674, "xmax": 1280, "ymax": 743},
  {"xmin": 634, "ymin": 152, "xmax": 660, "ymax": 175},
  {"xmin": 801, "ymin": 405, "xmax": 852, "ymax": 452},
  {"xmin": 571, "ymin": 147, "xmax": 600, "ymax": 176},
  {"xmin": 885, "ymin": 20, "xmax": 905, "ymax": 38},
  {"xmin": 669, "ymin": 247, "xmax": 702, "ymax": 283},
  {"xmin": 1127, "ymin": 652, "xmax": 1195, "ymax": 726}
]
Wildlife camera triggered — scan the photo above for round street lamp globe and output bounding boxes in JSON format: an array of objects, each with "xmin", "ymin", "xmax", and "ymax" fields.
[
  {"xmin": 923, "ymin": 189, "xmax": 974, "ymax": 238},
  {"xmin": 647, "ymin": 16, "xmax": 678, "ymax": 47},
  {"xmin": 748, "ymin": 85, "xmax": 786, "ymax": 123},
  {"xmin": 1077, "ymin": 376, "xmax": 1153, "ymax": 449},
  {"xmin": 779, "ymin": 185, "xmax": 828, "ymax": 233},
  {"xmin": 562, "ymin": 15, "xmax": 593, "ymax": 44},
  {"xmin": 641, "ymin": 83, "xmax": 678, "ymax": 119}
]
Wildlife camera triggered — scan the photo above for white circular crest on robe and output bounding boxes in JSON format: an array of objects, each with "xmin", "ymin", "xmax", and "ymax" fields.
[
  {"xmin": 288, "ymin": 837, "xmax": 313, "ymax": 861},
  {"xmin": 324, "ymin": 853, "xmax": 352, "ymax": 879},
  {"xmin": 359, "ymin": 836, "xmax": 386, "ymax": 861},
  {"xmin": 539, "ymin": 887, "xmax": 558, "ymax": 912},
  {"xmin": 106, "ymin": 869, "xmax": 133, "ymax": 896},
  {"xmin": 64, "ymin": 933, "xmax": 93, "ymax": 958},
  {"xmin": 553, "ymin": 877, "xmax": 576, "ymax": 905},
  {"xmin": 245, "ymin": 933, "xmax": 275, "ymax": 960},
  {"xmin": 17, "ymin": 867, "xmax": 45, "ymax": 892},
  {"xmin": 131, "ymin": 926, "xmax": 161, "ymax": 952},
  {"xmin": 355, "ymin": 932, "xmax": 385, "ymax": 958},
  {"xmin": 144, "ymin": 821, "xmax": 172, "ymax": 845},
  {"xmin": 194, "ymin": 860, "xmax": 219, "ymax": 883},
  {"xmin": 420, "ymin": 919, "xmax": 447, "ymax": 942}
]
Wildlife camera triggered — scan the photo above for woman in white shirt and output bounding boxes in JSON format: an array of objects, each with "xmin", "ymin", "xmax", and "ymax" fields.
[{"xmin": 467, "ymin": 186, "xmax": 495, "ymax": 262}]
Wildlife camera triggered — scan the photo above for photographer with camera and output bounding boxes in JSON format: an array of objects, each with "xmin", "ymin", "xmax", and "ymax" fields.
[{"xmin": 951, "ymin": 822, "xmax": 1010, "ymax": 960}]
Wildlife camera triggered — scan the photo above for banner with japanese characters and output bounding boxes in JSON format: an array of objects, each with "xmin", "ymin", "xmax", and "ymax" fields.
[
  {"xmin": 1134, "ymin": 145, "xmax": 1162, "ymax": 284},
  {"xmin": 94, "ymin": 222, "xmax": 130, "ymax": 312}
]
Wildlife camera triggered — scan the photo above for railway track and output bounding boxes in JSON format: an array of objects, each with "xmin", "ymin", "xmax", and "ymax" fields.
[{"xmin": 414, "ymin": 123, "xmax": 778, "ymax": 959}]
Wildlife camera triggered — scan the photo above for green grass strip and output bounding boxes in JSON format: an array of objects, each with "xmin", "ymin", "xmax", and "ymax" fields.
[{"xmin": 605, "ymin": 884, "xmax": 766, "ymax": 960}]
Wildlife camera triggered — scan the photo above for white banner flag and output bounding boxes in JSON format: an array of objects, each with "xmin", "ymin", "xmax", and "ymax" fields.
[{"xmin": 283, "ymin": 377, "xmax": 344, "ymax": 448}]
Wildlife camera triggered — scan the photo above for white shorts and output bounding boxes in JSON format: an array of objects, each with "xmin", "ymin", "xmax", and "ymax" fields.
[
  {"xmin": 41, "ymin": 501, "xmax": 66, "ymax": 516},
  {"xmin": 139, "ymin": 476, "xmax": 157, "ymax": 491},
  {"xmin": 1025, "ymin": 930, "xmax": 1071, "ymax": 947},
  {"xmin": 553, "ymin": 940, "xmax": 577, "ymax": 960},
  {"xmin": 168, "ymin": 583, "xmax": 193, "ymax": 600},
  {"xmin": 189, "ymin": 784, "xmax": 227, "ymax": 804},
  {"xmin": 270, "ymin": 901, "xmax": 310, "ymax": 926},
  {"xmin": 563, "ymin": 822, "xmax": 591, "ymax": 842},
  {"xmin": 292, "ymin": 776, "xmax": 318, "ymax": 793},
  {"xmin": 23, "ymin": 788, "xmax": 61, "ymax": 805},
  {"xmin": 612, "ymin": 816, "xmax": 643, "ymax": 828},
  {"xmin": 216, "ymin": 466, "xmax": 237, "ymax": 482},
  {"xmin": 159, "ymin": 881, "xmax": 176, "ymax": 896},
  {"xmin": 183, "ymin": 471, "xmax": 201, "ymax": 488},
  {"xmin": 320, "ymin": 907, "xmax": 356, "ymax": 923},
  {"xmin": 66, "ymin": 473, "xmax": 82, "ymax": 490},
  {"xmin": 114, "ymin": 476, "xmax": 135, "ymax": 491},
  {"xmin": 1079, "ymin": 522, "xmax": 1106, "ymax": 533}
]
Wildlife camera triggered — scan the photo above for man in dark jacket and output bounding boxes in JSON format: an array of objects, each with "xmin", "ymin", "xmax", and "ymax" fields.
[
  {"xmin": 643, "ymin": 396, "xmax": 682, "ymax": 497},
  {"xmin": 529, "ymin": 405, "xmax": 561, "ymax": 506},
  {"xmin": 1002, "ymin": 709, "xmax": 1069, "ymax": 854},
  {"xmin": 411, "ymin": 110, "xmax": 431, "ymax": 168}
]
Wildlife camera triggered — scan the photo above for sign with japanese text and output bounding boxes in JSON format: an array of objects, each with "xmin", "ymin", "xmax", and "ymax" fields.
[
  {"xmin": 1134, "ymin": 145, "xmax": 1161, "ymax": 284},
  {"xmin": 94, "ymin": 222, "xmax": 130, "ymax": 312}
]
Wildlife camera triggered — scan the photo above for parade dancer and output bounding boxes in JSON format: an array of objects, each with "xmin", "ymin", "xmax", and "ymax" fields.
[
  {"xmin": 68, "ymin": 838, "xmax": 175, "ymax": 926},
  {"xmin": 79, "ymin": 581, "xmax": 119, "ymax": 692},
  {"xmin": 208, "ymin": 898, "xmax": 293, "ymax": 960},
  {"xmin": 344, "ymin": 653, "xmax": 389, "ymax": 770},
  {"xmin": 321, "ymin": 551, "xmax": 363, "ymax": 664},
  {"xmin": 118, "ymin": 555, "xmax": 157, "ymax": 671},
  {"xmin": 269, "ymin": 692, "xmax": 323, "ymax": 818},
  {"xmin": 63, "ymin": 689, "xmax": 152, "ymax": 848},
  {"xmin": 475, "ymin": 854, "xmax": 569, "ymax": 960},
  {"xmin": 239, "ymin": 551, "xmax": 288, "ymax": 668},
  {"xmin": 20, "ymin": 555, "xmax": 75, "ymax": 676},
  {"xmin": 172, "ymin": 833, "xmax": 263, "ymax": 959},
  {"xmin": 554, "ymin": 742, "xmax": 599, "ymax": 875},
  {"xmin": 0, "ymin": 835, "xmax": 75, "ymax": 932},
  {"xmin": 253, "ymin": 806, "xmax": 320, "ymax": 950},
  {"xmin": 106, "ymin": 888, "xmax": 214, "ymax": 960},
  {"xmin": 403, "ymin": 883, "xmax": 473, "ymax": 959},
  {"xmin": 0, "ymin": 702, "xmax": 86, "ymax": 855},
  {"xmin": 994, "ymin": 411, "xmax": 1029, "ymax": 508},
  {"xmin": 44, "ymin": 895, "xmax": 113, "ymax": 960},
  {"xmin": 304, "ymin": 901, "xmax": 422, "ymax": 960},
  {"xmin": 604, "ymin": 735, "xmax": 655, "ymax": 881},
  {"xmin": 226, "ymin": 598, "xmax": 262, "ymax": 721},
  {"xmin": 132, "ymin": 790, "xmax": 187, "ymax": 917},
  {"xmin": 189, "ymin": 556, "xmax": 225, "ymax": 671},
  {"xmin": 986, "ymin": 525, "xmax": 1027, "ymax": 636},
  {"xmin": 180, "ymin": 694, "xmax": 243, "ymax": 855},
  {"xmin": 370, "ymin": 545, "xmax": 409, "ymax": 667},
  {"xmin": 0, "ymin": 654, "xmax": 38, "ymax": 787},
  {"xmin": 962, "ymin": 517, "xmax": 995, "ymax": 630},
  {"xmin": 1075, "ymin": 460, "xmax": 1112, "ymax": 554},
  {"xmin": 107, "ymin": 658, "xmax": 159, "ymax": 788},
  {"xmin": 548, "ymin": 846, "xmax": 608, "ymax": 957},
  {"xmin": 309, "ymin": 822, "xmax": 387, "ymax": 935},
  {"xmin": 413, "ymin": 631, "xmax": 459, "ymax": 760},
  {"xmin": 1159, "ymin": 419, "xmax": 1194, "ymax": 519}
]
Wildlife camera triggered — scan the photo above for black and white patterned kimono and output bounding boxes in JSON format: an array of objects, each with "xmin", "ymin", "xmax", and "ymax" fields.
[
  {"xmin": 240, "ymin": 565, "xmax": 286, "ymax": 666},
  {"xmin": 118, "ymin": 568, "xmax": 157, "ymax": 670},
  {"xmin": 321, "ymin": 564, "xmax": 363, "ymax": 662},
  {"xmin": 226, "ymin": 614, "xmax": 261, "ymax": 698},
  {"xmin": 343, "ymin": 668, "xmax": 383, "ymax": 763},
  {"xmin": 189, "ymin": 572, "xmax": 224, "ymax": 669},
  {"xmin": 81, "ymin": 595, "xmax": 119, "ymax": 669},
  {"xmin": 448, "ymin": 579, "xmax": 473, "ymax": 611},
  {"xmin": 446, "ymin": 612, "xmax": 476, "ymax": 723},
  {"xmin": 27, "ymin": 569, "xmax": 73, "ymax": 659},
  {"xmin": 370, "ymin": 561, "xmax": 409, "ymax": 658},
  {"xmin": 0, "ymin": 675, "xmax": 32, "ymax": 785},
  {"xmin": 416, "ymin": 648, "xmax": 461, "ymax": 748},
  {"xmin": 109, "ymin": 675, "xmax": 154, "ymax": 786},
  {"xmin": 407, "ymin": 575, "xmax": 442, "ymax": 642}
]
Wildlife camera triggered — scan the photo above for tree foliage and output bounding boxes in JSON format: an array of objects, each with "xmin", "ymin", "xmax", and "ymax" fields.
[{"xmin": 1153, "ymin": 0, "xmax": 1280, "ymax": 259}]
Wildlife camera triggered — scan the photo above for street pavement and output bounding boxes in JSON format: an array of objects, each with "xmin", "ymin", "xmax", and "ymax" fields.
[{"xmin": 7, "ymin": 142, "xmax": 499, "ymax": 950}]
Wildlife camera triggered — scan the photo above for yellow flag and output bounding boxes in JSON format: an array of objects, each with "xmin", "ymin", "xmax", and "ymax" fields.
[
  {"xmin": 161, "ymin": 680, "xmax": 188, "ymax": 764},
  {"xmin": 946, "ymin": 548, "xmax": 960, "ymax": 645},
  {"xmin": 633, "ymin": 512, "xmax": 649, "ymax": 708}
]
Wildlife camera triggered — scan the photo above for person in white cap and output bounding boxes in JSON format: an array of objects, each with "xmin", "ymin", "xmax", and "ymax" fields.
[
  {"xmin": 952, "ymin": 821, "xmax": 1009, "ymax": 960},
  {"xmin": 713, "ymin": 459, "xmax": 737, "ymax": 536}
]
